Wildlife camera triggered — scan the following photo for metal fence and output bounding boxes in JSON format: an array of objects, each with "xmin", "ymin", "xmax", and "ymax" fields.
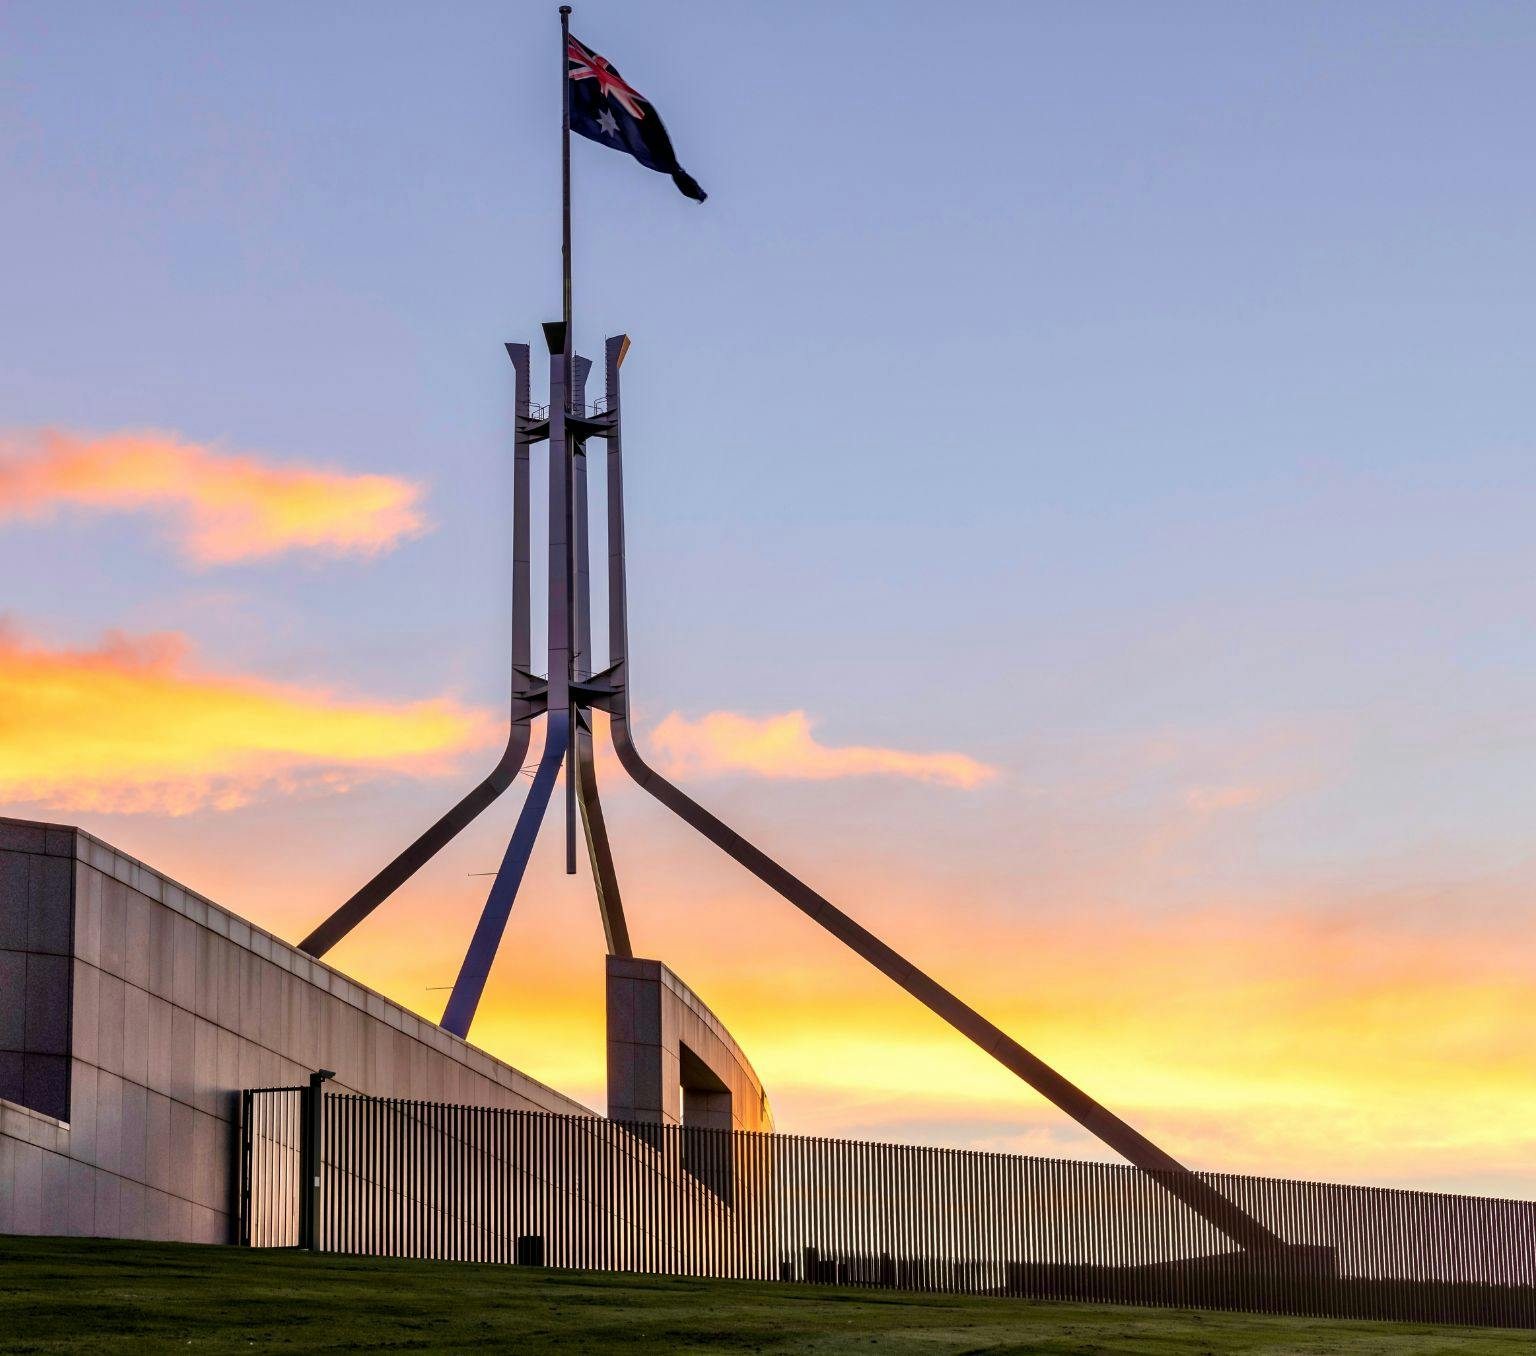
[{"xmin": 240, "ymin": 1088, "xmax": 1536, "ymax": 1329}]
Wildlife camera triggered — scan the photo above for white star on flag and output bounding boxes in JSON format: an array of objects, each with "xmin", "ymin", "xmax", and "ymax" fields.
[{"xmin": 596, "ymin": 108, "xmax": 620, "ymax": 137}]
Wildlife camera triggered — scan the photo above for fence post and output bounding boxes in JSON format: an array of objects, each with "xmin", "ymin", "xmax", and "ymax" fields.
[
  {"xmin": 299, "ymin": 1070, "xmax": 335, "ymax": 1252},
  {"xmin": 238, "ymin": 1089, "xmax": 252, "ymax": 1247}
]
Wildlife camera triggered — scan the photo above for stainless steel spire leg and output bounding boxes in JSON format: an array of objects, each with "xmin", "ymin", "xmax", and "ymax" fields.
[
  {"xmin": 574, "ymin": 711, "xmax": 629, "ymax": 956},
  {"xmin": 299, "ymin": 343, "xmax": 544, "ymax": 960},
  {"xmin": 570, "ymin": 363, "xmax": 632, "ymax": 956},
  {"xmin": 440, "ymin": 710, "xmax": 568, "ymax": 1037},
  {"xmin": 598, "ymin": 333, "xmax": 1284, "ymax": 1255},
  {"xmin": 563, "ymin": 357, "xmax": 590, "ymax": 876},
  {"xmin": 298, "ymin": 730, "xmax": 534, "ymax": 960}
]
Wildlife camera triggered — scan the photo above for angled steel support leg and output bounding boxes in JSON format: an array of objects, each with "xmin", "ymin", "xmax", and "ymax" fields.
[
  {"xmin": 299, "ymin": 342, "xmax": 545, "ymax": 960},
  {"xmin": 440, "ymin": 711, "xmax": 569, "ymax": 1037},
  {"xmin": 598, "ymin": 332, "xmax": 1284, "ymax": 1255},
  {"xmin": 608, "ymin": 722, "xmax": 1284, "ymax": 1253},
  {"xmin": 574, "ymin": 711, "xmax": 630, "ymax": 956},
  {"xmin": 298, "ymin": 731, "xmax": 532, "ymax": 959}
]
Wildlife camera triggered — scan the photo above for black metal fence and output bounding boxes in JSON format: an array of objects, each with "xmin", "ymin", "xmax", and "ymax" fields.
[{"xmin": 240, "ymin": 1088, "xmax": 1536, "ymax": 1329}]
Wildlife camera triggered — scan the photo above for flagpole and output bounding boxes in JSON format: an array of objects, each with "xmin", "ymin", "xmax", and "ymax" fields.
[
  {"xmin": 560, "ymin": 5, "xmax": 573, "ymax": 361},
  {"xmin": 559, "ymin": 5, "xmax": 579, "ymax": 874}
]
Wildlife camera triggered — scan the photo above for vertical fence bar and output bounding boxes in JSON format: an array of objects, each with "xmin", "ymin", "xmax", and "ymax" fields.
[{"xmin": 238, "ymin": 1090, "xmax": 253, "ymax": 1246}]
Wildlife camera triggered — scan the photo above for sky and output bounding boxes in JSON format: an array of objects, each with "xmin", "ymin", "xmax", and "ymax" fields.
[{"xmin": 3, "ymin": 1, "xmax": 1534, "ymax": 1198}]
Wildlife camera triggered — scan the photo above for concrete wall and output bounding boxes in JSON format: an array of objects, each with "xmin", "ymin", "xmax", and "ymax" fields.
[
  {"xmin": 0, "ymin": 816, "xmax": 589, "ymax": 1244},
  {"xmin": 606, "ymin": 956, "xmax": 772, "ymax": 1134}
]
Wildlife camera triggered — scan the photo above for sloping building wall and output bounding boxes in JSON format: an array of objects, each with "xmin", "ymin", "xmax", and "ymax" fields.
[{"xmin": 0, "ymin": 816, "xmax": 589, "ymax": 1244}]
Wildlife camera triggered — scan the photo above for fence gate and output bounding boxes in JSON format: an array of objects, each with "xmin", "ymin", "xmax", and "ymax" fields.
[{"xmin": 238, "ymin": 1086, "xmax": 306, "ymax": 1247}]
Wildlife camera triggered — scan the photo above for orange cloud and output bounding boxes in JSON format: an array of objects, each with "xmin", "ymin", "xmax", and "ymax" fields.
[
  {"xmin": 0, "ymin": 428, "xmax": 425, "ymax": 563},
  {"xmin": 0, "ymin": 621, "xmax": 495, "ymax": 815},
  {"xmin": 649, "ymin": 709, "xmax": 997, "ymax": 788}
]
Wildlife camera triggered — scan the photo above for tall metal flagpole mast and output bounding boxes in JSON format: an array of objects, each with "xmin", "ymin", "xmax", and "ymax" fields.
[{"xmin": 561, "ymin": 5, "xmax": 572, "ymax": 349}]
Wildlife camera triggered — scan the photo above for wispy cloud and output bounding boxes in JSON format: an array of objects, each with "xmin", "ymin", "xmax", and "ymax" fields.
[
  {"xmin": 0, "ymin": 620, "xmax": 494, "ymax": 815},
  {"xmin": 0, "ymin": 428, "xmax": 426, "ymax": 563},
  {"xmin": 1183, "ymin": 783, "xmax": 1273, "ymax": 814},
  {"xmin": 649, "ymin": 709, "xmax": 997, "ymax": 788}
]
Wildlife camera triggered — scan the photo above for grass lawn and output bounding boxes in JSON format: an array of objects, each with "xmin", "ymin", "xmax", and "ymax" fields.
[{"xmin": 0, "ymin": 1236, "xmax": 1530, "ymax": 1354}]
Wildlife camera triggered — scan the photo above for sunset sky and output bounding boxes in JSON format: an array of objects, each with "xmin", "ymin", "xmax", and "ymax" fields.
[{"xmin": 4, "ymin": 2, "xmax": 1534, "ymax": 1198}]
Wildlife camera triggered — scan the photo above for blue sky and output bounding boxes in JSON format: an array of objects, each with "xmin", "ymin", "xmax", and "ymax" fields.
[{"xmin": 3, "ymin": 2, "xmax": 1535, "ymax": 1191}]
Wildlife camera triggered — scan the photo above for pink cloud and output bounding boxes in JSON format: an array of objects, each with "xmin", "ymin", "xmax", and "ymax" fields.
[
  {"xmin": 649, "ymin": 709, "xmax": 998, "ymax": 789},
  {"xmin": 0, "ymin": 427, "xmax": 426, "ymax": 564}
]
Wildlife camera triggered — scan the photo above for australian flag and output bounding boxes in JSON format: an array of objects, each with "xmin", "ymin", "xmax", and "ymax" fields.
[{"xmin": 568, "ymin": 34, "xmax": 706, "ymax": 203}]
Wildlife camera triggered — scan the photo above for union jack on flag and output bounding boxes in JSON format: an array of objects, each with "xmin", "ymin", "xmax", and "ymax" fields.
[{"xmin": 567, "ymin": 34, "xmax": 706, "ymax": 203}]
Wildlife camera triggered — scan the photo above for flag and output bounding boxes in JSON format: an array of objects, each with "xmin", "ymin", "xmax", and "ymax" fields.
[{"xmin": 567, "ymin": 34, "xmax": 706, "ymax": 203}]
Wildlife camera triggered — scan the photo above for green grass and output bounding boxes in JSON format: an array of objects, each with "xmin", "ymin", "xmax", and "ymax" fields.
[{"xmin": 0, "ymin": 1236, "xmax": 1529, "ymax": 1354}]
